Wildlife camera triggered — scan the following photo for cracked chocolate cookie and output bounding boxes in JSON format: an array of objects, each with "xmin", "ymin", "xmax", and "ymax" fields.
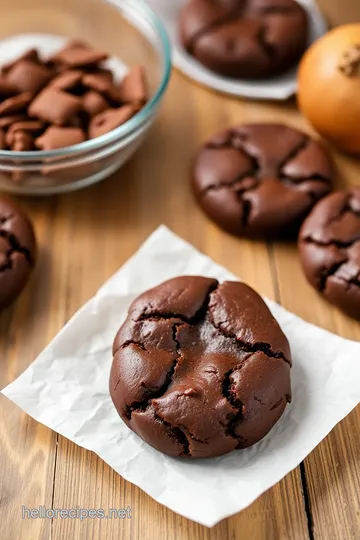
[
  {"xmin": 0, "ymin": 197, "xmax": 36, "ymax": 309},
  {"xmin": 179, "ymin": 0, "xmax": 308, "ymax": 79},
  {"xmin": 110, "ymin": 276, "xmax": 292, "ymax": 459},
  {"xmin": 299, "ymin": 189, "xmax": 360, "ymax": 319},
  {"xmin": 193, "ymin": 124, "xmax": 334, "ymax": 239}
]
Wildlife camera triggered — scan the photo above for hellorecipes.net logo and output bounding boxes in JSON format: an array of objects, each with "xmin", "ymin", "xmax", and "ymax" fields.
[{"xmin": 22, "ymin": 505, "xmax": 132, "ymax": 521}]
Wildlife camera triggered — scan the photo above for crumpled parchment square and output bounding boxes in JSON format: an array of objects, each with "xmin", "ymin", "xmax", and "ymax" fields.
[{"xmin": 3, "ymin": 226, "xmax": 360, "ymax": 527}]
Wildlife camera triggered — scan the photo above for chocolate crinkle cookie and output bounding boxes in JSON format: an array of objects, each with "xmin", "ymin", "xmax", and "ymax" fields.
[
  {"xmin": 179, "ymin": 0, "xmax": 308, "ymax": 79},
  {"xmin": 0, "ymin": 197, "xmax": 36, "ymax": 309},
  {"xmin": 299, "ymin": 189, "xmax": 360, "ymax": 320},
  {"xmin": 110, "ymin": 276, "xmax": 292, "ymax": 459},
  {"xmin": 192, "ymin": 124, "xmax": 334, "ymax": 239}
]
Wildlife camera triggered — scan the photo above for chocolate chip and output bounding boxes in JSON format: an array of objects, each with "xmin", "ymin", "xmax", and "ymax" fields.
[
  {"xmin": 0, "ymin": 92, "xmax": 32, "ymax": 116},
  {"xmin": 83, "ymin": 90, "xmax": 109, "ymax": 117},
  {"xmin": 88, "ymin": 105, "xmax": 137, "ymax": 138},
  {"xmin": 0, "ymin": 43, "xmax": 149, "ymax": 161},
  {"xmin": 7, "ymin": 120, "xmax": 45, "ymax": 143},
  {"xmin": 91, "ymin": 67, "xmax": 114, "ymax": 81},
  {"xmin": 49, "ymin": 69, "xmax": 83, "ymax": 90},
  {"xmin": 6, "ymin": 60, "xmax": 52, "ymax": 94},
  {"xmin": 0, "ymin": 128, "xmax": 5, "ymax": 149},
  {"xmin": 104, "ymin": 84, "xmax": 123, "ymax": 106},
  {"xmin": 121, "ymin": 65, "xmax": 148, "ymax": 105},
  {"xmin": 68, "ymin": 115, "xmax": 86, "ymax": 128},
  {"xmin": 0, "ymin": 77, "xmax": 17, "ymax": 98},
  {"xmin": 29, "ymin": 88, "xmax": 83, "ymax": 126},
  {"xmin": 82, "ymin": 72, "xmax": 112, "ymax": 93},
  {"xmin": 0, "ymin": 114, "xmax": 27, "ymax": 128},
  {"xmin": 10, "ymin": 130, "xmax": 34, "ymax": 151},
  {"xmin": 35, "ymin": 126, "xmax": 86, "ymax": 150},
  {"xmin": 2, "ymin": 48, "xmax": 41, "ymax": 74},
  {"xmin": 50, "ymin": 41, "xmax": 108, "ymax": 68}
]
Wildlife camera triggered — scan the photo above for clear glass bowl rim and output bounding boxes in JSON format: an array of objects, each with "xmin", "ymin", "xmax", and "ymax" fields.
[{"xmin": 0, "ymin": 0, "xmax": 172, "ymax": 162}]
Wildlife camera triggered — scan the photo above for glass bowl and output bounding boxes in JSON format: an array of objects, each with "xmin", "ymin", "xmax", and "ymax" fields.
[{"xmin": 0, "ymin": 0, "xmax": 171, "ymax": 195}]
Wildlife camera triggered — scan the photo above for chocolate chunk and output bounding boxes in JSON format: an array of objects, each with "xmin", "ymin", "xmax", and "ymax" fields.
[
  {"xmin": 0, "ymin": 128, "xmax": 5, "ymax": 149},
  {"xmin": 0, "ymin": 115, "xmax": 27, "ymax": 128},
  {"xmin": 49, "ymin": 69, "xmax": 83, "ymax": 90},
  {"xmin": 193, "ymin": 123, "xmax": 334, "ymax": 239},
  {"xmin": 121, "ymin": 65, "xmax": 148, "ymax": 105},
  {"xmin": 104, "ymin": 83, "xmax": 123, "ymax": 106},
  {"xmin": 0, "ymin": 42, "xmax": 149, "ymax": 156},
  {"xmin": 0, "ymin": 92, "xmax": 32, "ymax": 116},
  {"xmin": 82, "ymin": 72, "xmax": 113, "ymax": 93},
  {"xmin": 299, "ymin": 189, "xmax": 360, "ymax": 320},
  {"xmin": 9, "ymin": 130, "xmax": 34, "ymax": 150},
  {"xmin": 83, "ymin": 90, "xmax": 109, "ymax": 117},
  {"xmin": 50, "ymin": 40, "xmax": 108, "ymax": 68},
  {"xmin": 7, "ymin": 121, "xmax": 45, "ymax": 145},
  {"xmin": 0, "ymin": 77, "xmax": 17, "ymax": 98},
  {"xmin": 8, "ymin": 119, "xmax": 45, "ymax": 132},
  {"xmin": 6, "ymin": 60, "xmax": 52, "ymax": 94},
  {"xmin": 35, "ymin": 126, "xmax": 86, "ymax": 150},
  {"xmin": 28, "ymin": 88, "xmax": 83, "ymax": 126},
  {"xmin": 68, "ymin": 115, "xmax": 85, "ymax": 128},
  {"xmin": 88, "ymin": 105, "xmax": 137, "ymax": 138},
  {"xmin": 2, "ymin": 48, "xmax": 41, "ymax": 74},
  {"xmin": 179, "ymin": 0, "xmax": 308, "ymax": 79},
  {"xmin": 110, "ymin": 276, "xmax": 291, "ymax": 458},
  {"xmin": 9, "ymin": 131, "xmax": 34, "ymax": 182},
  {"xmin": 90, "ymin": 67, "xmax": 114, "ymax": 81},
  {"xmin": 0, "ymin": 197, "xmax": 36, "ymax": 309}
]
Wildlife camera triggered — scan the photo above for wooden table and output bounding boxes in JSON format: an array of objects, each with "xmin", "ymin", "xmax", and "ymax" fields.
[{"xmin": 1, "ymin": 59, "xmax": 360, "ymax": 539}]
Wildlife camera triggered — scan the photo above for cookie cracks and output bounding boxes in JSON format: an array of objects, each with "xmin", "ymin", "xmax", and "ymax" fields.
[
  {"xmin": 0, "ymin": 229, "xmax": 33, "ymax": 270},
  {"xmin": 202, "ymin": 132, "xmax": 331, "ymax": 229},
  {"xmin": 326, "ymin": 195, "xmax": 360, "ymax": 227},
  {"xmin": 0, "ymin": 213, "xmax": 13, "ymax": 226},
  {"xmin": 302, "ymin": 236, "xmax": 360, "ymax": 292},
  {"xmin": 123, "ymin": 348, "xmax": 180, "ymax": 420},
  {"xmin": 154, "ymin": 412, "xmax": 190, "ymax": 457},
  {"xmin": 185, "ymin": 2, "xmax": 299, "ymax": 59},
  {"xmin": 277, "ymin": 137, "xmax": 331, "ymax": 191},
  {"xmin": 184, "ymin": 2, "xmax": 246, "ymax": 54},
  {"xmin": 122, "ymin": 321, "xmax": 194, "ymax": 457},
  {"xmin": 208, "ymin": 303, "xmax": 291, "ymax": 366},
  {"xmin": 137, "ymin": 281, "xmax": 219, "ymax": 326},
  {"xmin": 119, "ymin": 340, "xmax": 147, "ymax": 352},
  {"xmin": 257, "ymin": 25, "xmax": 276, "ymax": 59},
  {"xmin": 186, "ymin": 12, "xmax": 240, "ymax": 54},
  {"xmin": 206, "ymin": 130, "xmax": 260, "ymax": 175},
  {"xmin": 222, "ymin": 366, "xmax": 245, "ymax": 445}
]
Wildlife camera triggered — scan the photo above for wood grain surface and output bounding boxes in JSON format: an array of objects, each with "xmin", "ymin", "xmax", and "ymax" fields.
[{"xmin": 1, "ymin": 4, "xmax": 360, "ymax": 539}]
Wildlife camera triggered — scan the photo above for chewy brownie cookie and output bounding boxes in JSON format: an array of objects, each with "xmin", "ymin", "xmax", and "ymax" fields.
[
  {"xmin": 299, "ymin": 189, "xmax": 360, "ymax": 319},
  {"xmin": 0, "ymin": 197, "xmax": 36, "ymax": 309},
  {"xmin": 193, "ymin": 124, "xmax": 334, "ymax": 239},
  {"xmin": 179, "ymin": 0, "xmax": 308, "ymax": 79},
  {"xmin": 110, "ymin": 276, "xmax": 292, "ymax": 459}
]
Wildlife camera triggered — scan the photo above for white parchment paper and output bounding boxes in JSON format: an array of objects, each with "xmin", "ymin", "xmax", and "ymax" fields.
[
  {"xmin": 146, "ymin": 0, "xmax": 327, "ymax": 100},
  {"xmin": 3, "ymin": 226, "xmax": 360, "ymax": 527}
]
